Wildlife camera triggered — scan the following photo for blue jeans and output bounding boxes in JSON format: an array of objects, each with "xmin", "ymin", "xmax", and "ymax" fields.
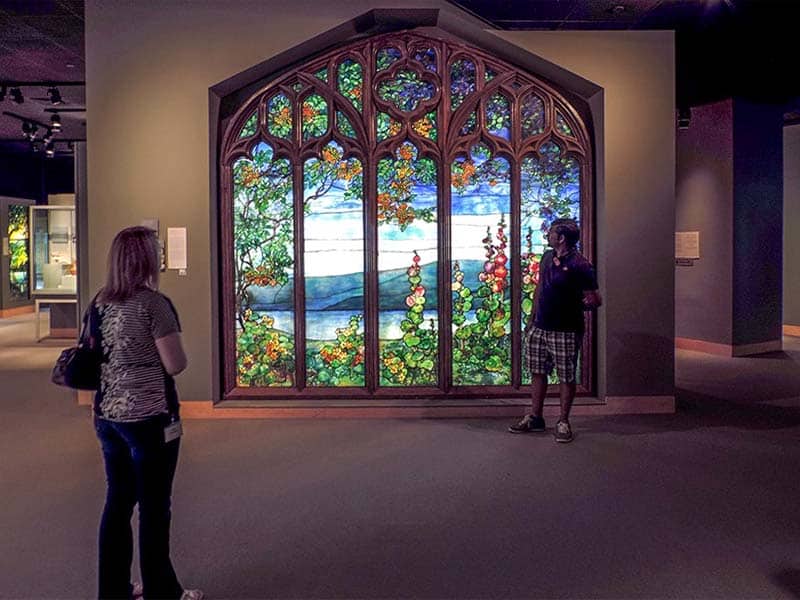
[{"xmin": 95, "ymin": 415, "xmax": 183, "ymax": 600}]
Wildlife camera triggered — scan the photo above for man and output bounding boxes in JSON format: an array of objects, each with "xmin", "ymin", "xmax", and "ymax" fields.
[{"xmin": 509, "ymin": 218, "xmax": 602, "ymax": 443}]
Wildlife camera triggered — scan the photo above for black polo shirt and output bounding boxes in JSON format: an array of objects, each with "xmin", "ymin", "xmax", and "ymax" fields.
[{"xmin": 533, "ymin": 249, "xmax": 598, "ymax": 333}]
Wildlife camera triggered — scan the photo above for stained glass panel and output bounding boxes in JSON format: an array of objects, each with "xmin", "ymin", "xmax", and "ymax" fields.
[
  {"xmin": 459, "ymin": 110, "xmax": 477, "ymax": 136},
  {"xmin": 485, "ymin": 67, "xmax": 497, "ymax": 82},
  {"xmin": 450, "ymin": 59, "xmax": 476, "ymax": 110},
  {"xmin": 450, "ymin": 144, "xmax": 512, "ymax": 385},
  {"xmin": 521, "ymin": 93, "xmax": 545, "ymax": 137},
  {"xmin": 239, "ymin": 111, "xmax": 257, "ymax": 138},
  {"xmin": 302, "ymin": 94, "xmax": 328, "ymax": 141},
  {"xmin": 8, "ymin": 204, "xmax": 29, "ymax": 300},
  {"xmin": 337, "ymin": 111, "xmax": 356, "ymax": 139},
  {"xmin": 486, "ymin": 93, "xmax": 511, "ymax": 140},
  {"xmin": 377, "ymin": 142, "xmax": 438, "ymax": 386},
  {"xmin": 303, "ymin": 142, "xmax": 365, "ymax": 387},
  {"xmin": 233, "ymin": 142, "xmax": 295, "ymax": 387},
  {"xmin": 378, "ymin": 70, "xmax": 435, "ymax": 112},
  {"xmin": 314, "ymin": 67, "xmax": 328, "ymax": 82},
  {"xmin": 377, "ymin": 112, "xmax": 402, "ymax": 141},
  {"xmin": 411, "ymin": 112, "xmax": 437, "ymax": 140},
  {"xmin": 267, "ymin": 94, "xmax": 292, "ymax": 140},
  {"xmin": 338, "ymin": 59, "xmax": 363, "ymax": 112},
  {"xmin": 413, "ymin": 47, "xmax": 437, "ymax": 71},
  {"xmin": 556, "ymin": 110, "xmax": 574, "ymax": 137},
  {"xmin": 376, "ymin": 47, "xmax": 402, "ymax": 71},
  {"xmin": 520, "ymin": 142, "xmax": 581, "ymax": 384}
]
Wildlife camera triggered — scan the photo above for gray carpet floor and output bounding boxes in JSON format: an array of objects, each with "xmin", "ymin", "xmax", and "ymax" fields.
[{"xmin": 1, "ymin": 313, "xmax": 799, "ymax": 599}]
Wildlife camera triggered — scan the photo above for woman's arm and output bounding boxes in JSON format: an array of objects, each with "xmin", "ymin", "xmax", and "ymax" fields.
[{"xmin": 155, "ymin": 332, "xmax": 188, "ymax": 375}]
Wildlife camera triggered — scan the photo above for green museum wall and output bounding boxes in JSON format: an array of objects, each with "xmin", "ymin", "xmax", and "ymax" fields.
[
  {"xmin": 675, "ymin": 99, "xmax": 734, "ymax": 344},
  {"xmin": 85, "ymin": 1, "xmax": 675, "ymax": 402},
  {"xmin": 784, "ymin": 124, "xmax": 800, "ymax": 327}
]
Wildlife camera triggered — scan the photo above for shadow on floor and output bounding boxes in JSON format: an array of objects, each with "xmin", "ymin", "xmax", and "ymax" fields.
[{"xmin": 773, "ymin": 569, "xmax": 800, "ymax": 600}]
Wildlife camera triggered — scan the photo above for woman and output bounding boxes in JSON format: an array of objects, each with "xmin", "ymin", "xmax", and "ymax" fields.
[{"xmin": 91, "ymin": 226, "xmax": 202, "ymax": 600}]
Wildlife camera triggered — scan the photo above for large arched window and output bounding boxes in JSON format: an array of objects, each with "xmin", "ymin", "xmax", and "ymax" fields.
[{"xmin": 220, "ymin": 32, "xmax": 593, "ymax": 401}]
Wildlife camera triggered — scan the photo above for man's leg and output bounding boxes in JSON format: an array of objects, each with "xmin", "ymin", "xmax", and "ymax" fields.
[
  {"xmin": 531, "ymin": 374, "xmax": 548, "ymax": 417},
  {"xmin": 558, "ymin": 381, "xmax": 576, "ymax": 422}
]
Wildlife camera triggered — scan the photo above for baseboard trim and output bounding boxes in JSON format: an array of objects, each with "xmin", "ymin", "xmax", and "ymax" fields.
[
  {"xmin": 784, "ymin": 325, "xmax": 800, "ymax": 337},
  {"xmin": 176, "ymin": 396, "xmax": 675, "ymax": 419},
  {"xmin": 675, "ymin": 337, "xmax": 782, "ymax": 357},
  {"xmin": 0, "ymin": 305, "xmax": 34, "ymax": 318}
]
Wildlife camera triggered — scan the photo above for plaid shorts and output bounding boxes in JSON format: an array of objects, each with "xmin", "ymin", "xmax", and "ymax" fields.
[{"xmin": 523, "ymin": 326, "xmax": 582, "ymax": 383}]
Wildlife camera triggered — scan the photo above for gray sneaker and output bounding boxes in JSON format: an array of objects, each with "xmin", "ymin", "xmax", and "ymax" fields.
[
  {"xmin": 508, "ymin": 414, "xmax": 546, "ymax": 433},
  {"xmin": 555, "ymin": 420, "xmax": 573, "ymax": 443}
]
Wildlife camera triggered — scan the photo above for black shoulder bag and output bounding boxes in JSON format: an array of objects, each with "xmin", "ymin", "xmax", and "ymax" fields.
[{"xmin": 51, "ymin": 300, "xmax": 102, "ymax": 390}]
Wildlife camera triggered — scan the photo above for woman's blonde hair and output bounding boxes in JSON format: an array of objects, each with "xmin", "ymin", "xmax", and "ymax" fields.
[{"xmin": 98, "ymin": 226, "xmax": 160, "ymax": 303}]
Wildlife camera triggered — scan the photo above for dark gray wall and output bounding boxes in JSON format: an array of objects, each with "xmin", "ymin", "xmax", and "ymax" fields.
[
  {"xmin": 675, "ymin": 100, "xmax": 734, "ymax": 344},
  {"xmin": 732, "ymin": 100, "xmax": 784, "ymax": 345},
  {"xmin": 784, "ymin": 124, "xmax": 800, "ymax": 326}
]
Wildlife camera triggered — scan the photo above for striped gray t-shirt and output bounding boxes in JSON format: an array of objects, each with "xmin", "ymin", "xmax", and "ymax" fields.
[{"xmin": 96, "ymin": 289, "xmax": 181, "ymax": 421}]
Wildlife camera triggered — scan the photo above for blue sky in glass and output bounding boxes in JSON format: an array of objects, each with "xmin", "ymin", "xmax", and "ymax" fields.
[{"xmin": 451, "ymin": 150, "xmax": 510, "ymax": 264}]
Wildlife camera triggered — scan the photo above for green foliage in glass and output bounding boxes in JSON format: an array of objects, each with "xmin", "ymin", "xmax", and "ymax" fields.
[
  {"xmin": 380, "ymin": 251, "xmax": 437, "ymax": 386},
  {"xmin": 307, "ymin": 314, "xmax": 365, "ymax": 386},
  {"xmin": 239, "ymin": 111, "xmax": 257, "ymax": 138},
  {"xmin": 377, "ymin": 70, "xmax": 435, "ymax": 112},
  {"xmin": 486, "ymin": 93, "xmax": 511, "ymax": 140},
  {"xmin": 338, "ymin": 59, "xmax": 363, "ymax": 112},
  {"xmin": 376, "ymin": 142, "xmax": 436, "ymax": 230},
  {"xmin": 236, "ymin": 310, "xmax": 295, "ymax": 387},
  {"xmin": 520, "ymin": 142, "xmax": 579, "ymax": 231},
  {"xmin": 233, "ymin": 145, "xmax": 295, "ymax": 386},
  {"xmin": 556, "ymin": 111, "xmax": 574, "ymax": 136},
  {"xmin": 459, "ymin": 110, "xmax": 477, "ymax": 136},
  {"xmin": 268, "ymin": 94, "xmax": 292, "ymax": 139},
  {"xmin": 337, "ymin": 111, "xmax": 356, "ymax": 139},
  {"xmin": 377, "ymin": 112, "xmax": 401, "ymax": 141},
  {"xmin": 8, "ymin": 204, "xmax": 29, "ymax": 299},
  {"xmin": 314, "ymin": 67, "xmax": 328, "ymax": 82},
  {"xmin": 450, "ymin": 59, "xmax": 476, "ymax": 110},
  {"xmin": 452, "ymin": 217, "xmax": 511, "ymax": 385},
  {"xmin": 521, "ymin": 93, "xmax": 544, "ymax": 137},
  {"xmin": 376, "ymin": 47, "xmax": 401, "ymax": 71},
  {"xmin": 302, "ymin": 94, "xmax": 328, "ymax": 141}
]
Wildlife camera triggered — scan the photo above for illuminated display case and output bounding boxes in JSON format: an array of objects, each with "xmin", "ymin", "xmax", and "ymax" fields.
[
  {"xmin": 1, "ymin": 196, "xmax": 35, "ymax": 313},
  {"xmin": 29, "ymin": 205, "xmax": 77, "ymax": 296}
]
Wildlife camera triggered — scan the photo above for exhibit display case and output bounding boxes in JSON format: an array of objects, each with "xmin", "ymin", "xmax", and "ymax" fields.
[
  {"xmin": 29, "ymin": 205, "xmax": 77, "ymax": 296},
  {"xmin": 0, "ymin": 197, "xmax": 35, "ymax": 314}
]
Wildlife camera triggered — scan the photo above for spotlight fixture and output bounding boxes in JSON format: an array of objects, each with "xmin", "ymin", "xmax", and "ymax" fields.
[
  {"xmin": 0, "ymin": 85, "xmax": 6, "ymax": 102},
  {"xmin": 677, "ymin": 106, "xmax": 691, "ymax": 129},
  {"xmin": 44, "ymin": 141, "xmax": 55, "ymax": 158},
  {"xmin": 46, "ymin": 87, "xmax": 62, "ymax": 105},
  {"xmin": 21, "ymin": 121, "xmax": 39, "ymax": 141},
  {"xmin": 42, "ymin": 129, "xmax": 54, "ymax": 145},
  {"xmin": 50, "ymin": 113, "xmax": 62, "ymax": 132},
  {"xmin": 10, "ymin": 87, "xmax": 23, "ymax": 104}
]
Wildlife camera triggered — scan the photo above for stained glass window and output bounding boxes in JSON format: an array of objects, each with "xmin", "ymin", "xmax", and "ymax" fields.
[
  {"xmin": 232, "ymin": 142, "xmax": 295, "ymax": 387},
  {"xmin": 377, "ymin": 143, "xmax": 438, "ymax": 387},
  {"xmin": 451, "ymin": 144, "xmax": 511, "ymax": 385},
  {"xmin": 222, "ymin": 32, "xmax": 592, "ymax": 399},
  {"xmin": 304, "ymin": 142, "xmax": 365, "ymax": 387}
]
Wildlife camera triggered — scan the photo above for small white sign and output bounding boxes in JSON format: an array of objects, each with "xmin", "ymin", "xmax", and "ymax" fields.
[
  {"xmin": 167, "ymin": 227, "xmax": 187, "ymax": 269},
  {"xmin": 675, "ymin": 231, "xmax": 700, "ymax": 259}
]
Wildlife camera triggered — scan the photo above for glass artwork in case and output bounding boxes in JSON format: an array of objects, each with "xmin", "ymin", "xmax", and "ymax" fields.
[
  {"xmin": 8, "ymin": 204, "xmax": 30, "ymax": 300},
  {"xmin": 30, "ymin": 206, "xmax": 77, "ymax": 295}
]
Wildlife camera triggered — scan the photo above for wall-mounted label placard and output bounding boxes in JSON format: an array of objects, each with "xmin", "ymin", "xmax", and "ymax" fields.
[
  {"xmin": 675, "ymin": 231, "xmax": 700, "ymax": 259},
  {"xmin": 167, "ymin": 227, "xmax": 187, "ymax": 270}
]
